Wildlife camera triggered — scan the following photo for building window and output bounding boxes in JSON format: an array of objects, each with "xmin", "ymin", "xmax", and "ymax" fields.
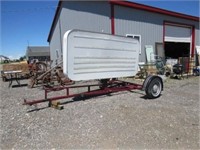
[{"xmin": 126, "ymin": 34, "xmax": 141, "ymax": 55}]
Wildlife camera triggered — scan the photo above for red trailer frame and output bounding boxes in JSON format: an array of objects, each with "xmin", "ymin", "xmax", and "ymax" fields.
[
  {"xmin": 23, "ymin": 76, "xmax": 163, "ymax": 109},
  {"xmin": 24, "ymin": 80, "xmax": 142, "ymax": 105}
]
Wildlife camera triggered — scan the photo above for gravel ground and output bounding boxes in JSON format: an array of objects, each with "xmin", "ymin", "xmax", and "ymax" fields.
[{"xmin": 0, "ymin": 73, "xmax": 199, "ymax": 149}]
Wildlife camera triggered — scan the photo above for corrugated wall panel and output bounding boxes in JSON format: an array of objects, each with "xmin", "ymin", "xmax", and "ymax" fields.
[
  {"xmin": 49, "ymin": 2, "xmax": 199, "ymax": 65},
  {"xmin": 49, "ymin": 15, "xmax": 62, "ymax": 67},
  {"xmin": 114, "ymin": 5, "xmax": 199, "ymax": 62},
  {"xmin": 50, "ymin": 1, "xmax": 111, "ymax": 66},
  {"xmin": 114, "ymin": 5, "xmax": 163, "ymax": 62},
  {"xmin": 196, "ymin": 29, "xmax": 200, "ymax": 46},
  {"xmin": 61, "ymin": 1, "xmax": 111, "ymax": 35}
]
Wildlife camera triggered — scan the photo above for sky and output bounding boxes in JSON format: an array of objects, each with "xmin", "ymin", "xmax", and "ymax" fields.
[
  {"xmin": 1, "ymin": 0, "xmax": 58, "ymax": 59},
  {"xmin": 1, "ymin": 0, "xmax": 199, "ymax": 60}
]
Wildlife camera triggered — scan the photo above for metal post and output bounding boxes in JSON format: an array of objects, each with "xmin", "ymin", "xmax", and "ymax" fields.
[
  {"xmin": 45, "ymin": 90, "xmax": 47, "ymax": 99},
  {"xmin": 66, "ymin": 88, "xmax": 69, "ymax": 96}
]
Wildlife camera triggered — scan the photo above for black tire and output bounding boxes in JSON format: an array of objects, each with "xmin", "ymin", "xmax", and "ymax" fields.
[{"xmin": 145, "ymin": 77, "xmax": 162, "ymax": 99}]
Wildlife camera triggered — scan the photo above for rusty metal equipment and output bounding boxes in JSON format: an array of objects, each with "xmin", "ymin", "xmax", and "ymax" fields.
[
  {"xmin": 23, "ymin": 75, "xmax": 163, "ymax": 109},
  {"xmin": 28, "ymin": 61, "xmax": 72, "ymax": 88},
  {"xmin": 28, "ymin": 61, "xmax": 48, "ymax": 87}
]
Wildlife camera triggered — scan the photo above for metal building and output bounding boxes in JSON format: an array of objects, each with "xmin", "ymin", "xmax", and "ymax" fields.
[
  {"xmin": 47, "ymin": 0, "xmax": 199, "ymax": 66},
  {"xmin": 26, "ymin": 46, "xmax": 50, "ymax": 62}
]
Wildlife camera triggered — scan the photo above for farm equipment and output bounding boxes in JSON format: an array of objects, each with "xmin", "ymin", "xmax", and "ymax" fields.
[
  {"xmin": 28, "ymin": 61, "xmax": 48, "ymax": 87},
  {"xmin": 23, "ymin": 30, "xmax": 163, "ymax": 109},
  {"xmin": 28, "ymin": 61, "xmax": 73, "ymax": 88}
]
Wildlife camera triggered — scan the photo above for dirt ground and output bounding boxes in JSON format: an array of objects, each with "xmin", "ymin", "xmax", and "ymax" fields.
[{"xmin": 0, "ymin": 71, "xmax": 199, "ymax": 149}]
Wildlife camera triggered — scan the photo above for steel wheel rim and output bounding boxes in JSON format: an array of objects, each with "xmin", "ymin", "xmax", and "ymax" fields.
[{"xmin": 151, "ymin": 81, "xmax": 161, "ymax": 97}]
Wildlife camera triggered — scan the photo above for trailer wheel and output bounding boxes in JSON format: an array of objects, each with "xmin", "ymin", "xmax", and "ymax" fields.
[{"xmin": 145, "ymin": 77, "xmax": 162, "ymax": 99}]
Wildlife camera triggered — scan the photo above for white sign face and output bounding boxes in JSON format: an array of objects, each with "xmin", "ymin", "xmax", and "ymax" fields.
[{"xmin": 63, "ymin": 30, "xmax": 140, "ymax": 81}]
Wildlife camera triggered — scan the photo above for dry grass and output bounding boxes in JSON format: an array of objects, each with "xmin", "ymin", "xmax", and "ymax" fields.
[{"xmin": 2, "ymin": 63, "xmax": 29, "ymax": 74}]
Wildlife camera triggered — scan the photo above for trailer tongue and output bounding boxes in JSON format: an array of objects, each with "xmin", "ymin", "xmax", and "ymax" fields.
[{"xmin": 23, "ymin": 30, "xmax": 163, "ymax": 109}]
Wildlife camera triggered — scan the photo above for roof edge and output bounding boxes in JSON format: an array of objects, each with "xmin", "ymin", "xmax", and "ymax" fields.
[
  {"xmin": 47, "ymin": 0, "xmax": 62, "ymax": 42},
  {"xmin": 110, "ymin": 0, "xmax": 199, "ymax": 22}
]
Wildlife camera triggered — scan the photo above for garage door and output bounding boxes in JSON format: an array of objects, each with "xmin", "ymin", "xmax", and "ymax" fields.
[{"xmin": 165, "ymin": 25, "xmax": 192, "ymax": 43}]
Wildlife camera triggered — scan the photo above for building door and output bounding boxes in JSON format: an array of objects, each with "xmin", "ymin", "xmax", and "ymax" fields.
[
  {"xmin": 155, "ymin": 43, "xmax": 164, "ymax": 59},
  {"xmin": 165, "ymin": 24, "xmax": 192, "ymax": 43},
  {"xmin": 164, "ymin": 23, "xmax": 192, "ymax": 59}
]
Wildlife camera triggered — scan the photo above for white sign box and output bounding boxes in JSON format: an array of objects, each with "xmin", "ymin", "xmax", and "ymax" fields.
[{"xmin": 63, "ymin": 30, "xmax": 140, "ymax": 81}]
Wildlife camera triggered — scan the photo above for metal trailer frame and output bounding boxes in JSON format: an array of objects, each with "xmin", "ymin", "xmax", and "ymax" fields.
[{"xmin": 23, "ymin": 75, "xmax": 163, "ymax": 109}]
